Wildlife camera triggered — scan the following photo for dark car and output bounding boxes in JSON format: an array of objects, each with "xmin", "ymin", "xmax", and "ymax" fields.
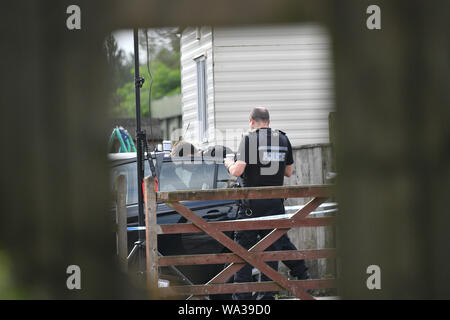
[{"xmin": 109, "ymin": 151, "xmax": 238, "ymax": 287}]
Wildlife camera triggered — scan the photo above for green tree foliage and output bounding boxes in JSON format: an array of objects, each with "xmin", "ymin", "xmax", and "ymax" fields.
[
  {"xmin": 0, "ymin": 250, "xmax": 26, "ymax": 298},
  {"xmin": 112, "ymin": 61, "xmax": 181, "ymax": 117},
  {"xmin": 106, "ymin": 29, "xmax": 181, "ymax": 118},
  {"xmin": 104, "ymin": 34, "xmax": 133, "ymax": 111}
]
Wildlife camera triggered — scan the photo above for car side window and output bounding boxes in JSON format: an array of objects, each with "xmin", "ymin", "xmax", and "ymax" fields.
[
  {"xmin": 216, "ymin": 164, "xmax": 237, "ymax": 188},
  {"xmin": 111, "ymin": 162, "xmax": 138, "ymax": 204},
  {"xmin": 111, "ymin": 161, "xmax": 152, "ymax": 205}
]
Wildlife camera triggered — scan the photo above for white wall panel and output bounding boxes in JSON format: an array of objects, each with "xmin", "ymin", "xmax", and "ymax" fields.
[
  {"xmin": 213, "ymin": 24, "xmax": 334, "ymax": 150},
  {"xmin": 179, "ymin": 26, "xmax": 215, "ymax": 148},
  {"xmin": 180, "ymin": 24, "xmax": 334, "ymax": 151}
]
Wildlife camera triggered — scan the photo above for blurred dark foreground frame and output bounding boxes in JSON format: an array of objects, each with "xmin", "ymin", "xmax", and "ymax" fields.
[{"xmin": 0, "ymin": 0, "xmax": 449, "ymax": 299}]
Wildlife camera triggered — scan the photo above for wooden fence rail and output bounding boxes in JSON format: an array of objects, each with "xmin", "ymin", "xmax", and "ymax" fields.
[{"xmin": 142, "ymin": 177, "xmax": 336, "ymax": 300}]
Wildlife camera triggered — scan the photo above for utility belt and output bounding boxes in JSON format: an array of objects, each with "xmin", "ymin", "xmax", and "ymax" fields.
[
  {"xmin": 233, "ymin": 182, "xmax": 285, "ymax": 218},
  {"xmin": 237, "ymin": 198, "xmax": 285, "ymax": 218},
  {"xmin": 236, "ymin": 186, "xmax": 285, "ymax": 219},
  {"xmin": 228, "ymin": 181, "xmax": 250, "ymax": 218},
  {"xmin": 237, "ymin": 199, "xmax": 254, "ymax": 217},
  {"xmin": 230, "ymin": 180, "xmax": 254, "ymax": 217}
]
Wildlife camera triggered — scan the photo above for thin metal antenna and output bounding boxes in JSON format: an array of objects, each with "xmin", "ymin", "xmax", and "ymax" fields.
[
  {"xmin": 144, "ymin": 29, "xmax": 155, "ymax": 151},
  {"xmin": 133, "ymin": 28, "xmax": 146, "ymax": 273}
]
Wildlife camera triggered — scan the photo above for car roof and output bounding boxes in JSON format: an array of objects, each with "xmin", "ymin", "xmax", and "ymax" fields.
[
  {"xmin": 107, "ymin": 152, "xmax": 139, "ymax": 161},
  {"xmin": 108, "ymin": 152, "xmax": 225, "ymax": 167}
]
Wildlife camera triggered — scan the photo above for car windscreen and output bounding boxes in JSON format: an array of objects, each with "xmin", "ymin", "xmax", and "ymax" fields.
[
  {"xmin": 111, "ymin": 159, "xmax": 227, "ymax": 205},
  {"xmin": 216, "ymin": 163, "xmax": 234, "ymax": 189},
  {"xmin": 158, "ymin": 161, "xmax": 215, "ymax": 192}
]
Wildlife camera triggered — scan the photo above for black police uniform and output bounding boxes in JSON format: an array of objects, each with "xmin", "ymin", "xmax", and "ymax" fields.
[{"xmin": 232, "ymin": 128, "xmax": 309, "ymax": 300}]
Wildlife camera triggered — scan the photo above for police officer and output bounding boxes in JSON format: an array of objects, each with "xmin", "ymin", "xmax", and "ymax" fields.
[{"xmin": 225, "ymin": 107, "xmax": 310, "ymax": 300}]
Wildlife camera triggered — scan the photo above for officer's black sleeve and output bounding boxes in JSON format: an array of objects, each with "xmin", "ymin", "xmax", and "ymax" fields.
[
  {"xmin": 236, "ymin": 135, "xmax": 249, "ymax": 164},
  {"xmin": 286, "ymin": 136, "xmax": 294, "ymax": 165}
]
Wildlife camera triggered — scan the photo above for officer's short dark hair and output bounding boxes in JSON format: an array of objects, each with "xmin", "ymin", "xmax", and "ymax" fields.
[{"xmin": 250, "ymin": 107, "xmax": 270, "ymax": 123}]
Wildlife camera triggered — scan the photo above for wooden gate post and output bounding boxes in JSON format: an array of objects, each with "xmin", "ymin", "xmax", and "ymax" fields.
[
  {"xmin": 144, "ymin": 176, "xmax": 159, "ymax": 296},
  {"xmin": 114, "ymin": 174, "xmax": 128, "ymax": 272}
]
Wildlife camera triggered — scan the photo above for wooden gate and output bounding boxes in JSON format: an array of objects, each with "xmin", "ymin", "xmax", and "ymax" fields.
[{"xmin": 143, "ymin": 177, "xmax": 337, "ymax": 300}]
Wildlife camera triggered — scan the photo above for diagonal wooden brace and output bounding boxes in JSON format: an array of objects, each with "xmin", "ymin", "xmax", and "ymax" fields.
[
  {"xmin": 167, "ymin": 197, "xmax": 327, "ymax": 299},
  {"xmin": 204, "ymin": 197, "xmax": 328, "ymax": 297}
]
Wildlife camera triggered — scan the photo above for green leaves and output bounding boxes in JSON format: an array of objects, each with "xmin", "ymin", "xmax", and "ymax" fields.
[{"xmin": 109, "ymin": 50, "xmax": 181, "ymax": 118}]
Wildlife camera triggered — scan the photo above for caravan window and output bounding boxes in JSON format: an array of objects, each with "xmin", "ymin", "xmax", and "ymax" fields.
[{"xmin": 195, "ymin": 55, "xmax": 208, "ymax": 142}]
